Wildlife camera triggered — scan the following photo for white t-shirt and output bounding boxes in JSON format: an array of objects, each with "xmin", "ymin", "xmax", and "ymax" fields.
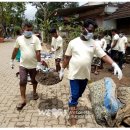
[
  {"xmin": 118, "ymin": 36, "xmax": 128, "ymax": 53},
  {"xmin": 104, "ymin": 35, "xmax": 111, "ymax": 45},
  {"xmin": 65, "ymin": 37, "xmax": 106, "ymax": 80},
  {"xmin": 14, "ymin": 34, "xmax": 42, "ymax": 69},
  {"xmin": 101, "ymin": 38, "xmax": 107, "ymax": 51},
  {"xmin": 111, "ymin": 34, "xmax": 119, "ymax": 50},
  {"xmin": 51, "ymin": 36, "xmax": 63, "ymax": 59}
]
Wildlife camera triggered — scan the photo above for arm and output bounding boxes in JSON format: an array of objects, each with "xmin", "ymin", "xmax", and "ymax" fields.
[
  {"xmin": 11, "ymin": 48, "xmax": 19, "ymax": 60},
  {"xmin": 102, "ymin": 54, "xmax": 122, "ymax": 80},
  {"xmin": 62, "ymin": 55, "xmax": 71, "ymax": 69},
  {"xmin": 111, "ymin": 40, "xmax": 118, "ymax": 48},
  {"xmin": 36, "ymin": 50, "xmax": 41, "ymax": 62},
  {"xmin": 102, "ymin": 54, "xmax": 113, "ymax": 65}
]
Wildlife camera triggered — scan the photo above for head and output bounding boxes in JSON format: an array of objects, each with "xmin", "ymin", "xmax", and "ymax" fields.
[
  {"xmin": 49, "ymin": 28, "xmax": 58, "ymax": 38},
  {"xmin": 23, "ymin": 22, "xmax": 33, "ymax": 38},
  {"xmin": 119, "ymin": 32, "xmax": 124, "ymax": 38},
  {"xmin": 81, "ymin": 19, "xmax": 98, "ymax": 40},
  {"xmin": 111, "ymin": 29, "xmax": 117, "ymax": 36}
]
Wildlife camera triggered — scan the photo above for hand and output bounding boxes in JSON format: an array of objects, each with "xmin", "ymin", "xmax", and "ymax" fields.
[
  {"xmin": 36, "ymin": 62, "xmax": 43, "ymax": 71},
  {"xmin": 107, "ymin": 48, "xmax": 111, "ymax": 53},
  {"xmin": 112, "ymin": 62, "xmax": 123, "ymax": 80},
  {"xmin": 59, "ymin": 68, "xmax": 64, "ymax": 80},
  {"xmin": 51, "ymin": 47, "xmax": 56, "ymax": 52},
  {"xmin": 10, "ymin": 59, "xmax": 14, "ymax": 69},
  {"xmin": 122, "ymin": 50, "xmax": 125, "ymax": 54}
]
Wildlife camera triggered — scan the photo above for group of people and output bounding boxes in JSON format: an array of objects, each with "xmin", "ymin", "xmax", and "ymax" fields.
[
  {"xmin": 10, "ymin": 20, "xmax": 123, "ymax": 126},
  {"xmin": 92, "ymin": 29, "xmax": 128, "ymax": 75}
]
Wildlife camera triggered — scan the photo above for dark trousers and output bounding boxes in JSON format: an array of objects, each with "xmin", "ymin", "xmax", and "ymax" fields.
[
  {"xmin": 111, "ymin": 50, "xmax": 119, "ymax": 62},
  {"xmin": 118, "ymin": 52, "xmax": 124, "ymax": 70},
  {"xmin": 69, "ymin": 79, "xmax": 88, "ymax": 106}
]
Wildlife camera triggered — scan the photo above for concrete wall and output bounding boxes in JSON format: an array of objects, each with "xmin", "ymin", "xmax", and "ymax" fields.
[{"xmin": 103, "ymin": 20, "xmax": 117, "ymax": 30}]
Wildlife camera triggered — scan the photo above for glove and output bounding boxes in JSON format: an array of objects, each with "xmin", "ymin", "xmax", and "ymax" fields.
[
  {"xmin": 112, "ymin": 62, "xmax": 123, "ymax": 80},
  {"xmin": 10, "ymin": 59, "xmax": 14, "ymax": 69},
  {"xmin": 51, "ymin": 47, "xmax": 56, "ymax": 52},
  {"xmin": 107, "ymin": 48, "xmax": 111, "ymax": 53},
  {"xmin": 122, "ymin": 50, "xmax": 125, "ymax": 54},
  {"xmin": 59, "ymin": 68, "xmax": 64, "ymax": 80},
  {"xmin": 36, "ymin": 62, "xmax": 43, "ymax": 71}
]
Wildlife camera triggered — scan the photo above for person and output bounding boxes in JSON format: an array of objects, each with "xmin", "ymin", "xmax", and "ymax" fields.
[
  {"xmin": 59, "ymin": 19, "xmax": 123, "ymax": 126},
  {"xmin": 104, "ymin": 31, "xmax": 111, "ymax": 51},
  {"xmin": 109, "ymin": 29, "xmax": 119, "ymax": 61},
  {"xmin": 92, "ymin": 35, "xmax": 102, "ymax": 75},
  {"xmin": 118, "ymin": 32, "xmax": 128, "ymax": 69},
  {"xmin": 50, "ymin": 28, "xmax": 63, "ymax": 72},
  {"xmin": 15, "ymin": 30, "xmax": 22, "ymax": 62},
  {"xmin": 100, "ymin": 33, "xmax": 107, "ymax": 69},
  {"xmin": 10, "ymin": 22, "xmax": 43, "ymax": 110},
  {"xmin": 108, "ymin": 29, "xmax": 119, "ymax": 72}
]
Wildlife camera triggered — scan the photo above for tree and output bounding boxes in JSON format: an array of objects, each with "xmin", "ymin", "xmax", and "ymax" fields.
[
  {"xmin": 0, "ymin": 2, "xmax": 26, "ymax": 37},
  {"xmin": 32, "ymin": 2, "xmax": 79, "ymax": 43}
]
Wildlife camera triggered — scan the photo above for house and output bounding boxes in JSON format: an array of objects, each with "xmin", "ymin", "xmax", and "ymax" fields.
[
  {"xmin": 51, "ymin": 2, "xmax": 119, "ymax": 30},
  {"xmin": 105, "ymin": 2, "xmax": 130, "ymax": 35}
]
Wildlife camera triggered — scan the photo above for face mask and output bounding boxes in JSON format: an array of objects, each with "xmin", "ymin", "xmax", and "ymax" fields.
[
  {"xmin": 24, "ymin": 31, "xmax": 33, "ymax": 38},
  {"xmin": 82, "ymin": 29, "xmax": 93, "ymax": 40},
  {"xmin": 119, "ymin": 33, "xmax": 123, "ymax": 38}
]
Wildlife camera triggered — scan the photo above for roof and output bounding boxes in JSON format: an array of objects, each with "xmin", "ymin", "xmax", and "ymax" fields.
[
  {"xmin": 105, "ymin": 2, "xmax": 130, "ymax": 20},
  {"xmin": 50, "ymin": 4, "xmax": 106, "ymax": 17}
]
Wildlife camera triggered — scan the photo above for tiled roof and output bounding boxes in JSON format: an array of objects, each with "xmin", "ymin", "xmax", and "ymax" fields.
[{"xmin": 105, "ymin": 2, "xmax": 130, "ymax": 20}]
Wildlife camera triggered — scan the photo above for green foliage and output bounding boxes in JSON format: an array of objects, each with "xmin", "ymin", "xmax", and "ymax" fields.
[
  {"xmin": 0, "ymin": 2, "xmax": 26, "ymax": 37},
  {"xmin": 32, "ymin": 2, "xmax": 79, "ymax": 43}
]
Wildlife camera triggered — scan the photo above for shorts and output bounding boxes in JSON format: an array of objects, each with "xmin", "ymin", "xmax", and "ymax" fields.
[
  {"xmin": 19, "ymin": 66, "xmax": 38, "ymax": 86},
  {"xmin": 69, "ymin": 79, "xmax": 88, "ymax": 107}
]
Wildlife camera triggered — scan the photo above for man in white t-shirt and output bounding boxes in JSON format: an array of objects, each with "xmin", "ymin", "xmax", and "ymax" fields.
[
  {"xmin": 104, "ymin": 32, "xmax": 111, "ymax": 51},
  {"xmin": 10, "ymin": 22, "xmax": 42, "ymax": 110},
  {"xmin": 110, "ymin": 29, "xmax": 120, "ymax": 61},
  {"xmin": 118, "ymin": 32, "xmax": 128, "ymax": 69},
  {"xmin": 59, "ymin": 19, "xmax": 122, "ymax": 126},
  {"xmin": 50, "ymin": 28, "xmax": 63, "ymax": 72}
]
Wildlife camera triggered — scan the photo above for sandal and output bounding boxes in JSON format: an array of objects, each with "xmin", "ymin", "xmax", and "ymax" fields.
[
  {"xmin": 16, "ymin": 102, "xmax": 26, "ymax": 111},
  {"xmin": 33, "ymin": 93, "xmax": 39, "ymax": 100}
]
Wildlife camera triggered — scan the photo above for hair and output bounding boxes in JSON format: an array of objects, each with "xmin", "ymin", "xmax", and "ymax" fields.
[
  {"xmin": 23, "ymin": 22, "xmax": 33, "ymax": 28},
  {"xmin": 83, "ymin": 19, "xmax": 98, "ymax": 29},
  {"xmin": 49, "ymin": 28, "xmax": 57, "ymax": 33},
  {"xmin": 111, "ymin": 29, "xmax": 117, "ymax": 33}
]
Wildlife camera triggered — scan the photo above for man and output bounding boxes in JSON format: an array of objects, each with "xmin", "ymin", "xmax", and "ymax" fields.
[
  {"xmin": 118, "ymin": 32, "xmax": 128, "ymax": 69},
  {"xmin": 10, "ymin": 22, "xmax": 42, "ymax": 110},
  {"xmin": 104, "ymin": 32, "xmax": 111, "ymax": 51},
  {"xmin": 59, "ymin": 19, "xmax": 122, "ymax": 126},
  {"xmin": 109, "ymin": 29, "xmax": 120, "ymax": 61},
  {"xmin": 50, "ymin": 28, "xmax": 63, "ymax": 72},
  {"xmin": 100, "ymin": 33, "xmax": 107, "ymax": 69}
]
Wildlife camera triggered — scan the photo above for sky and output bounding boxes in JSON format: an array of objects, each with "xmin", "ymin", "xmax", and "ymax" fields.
[{"xmin": 24, "ymin": 1, "xmax": 87, "ymax": 20}]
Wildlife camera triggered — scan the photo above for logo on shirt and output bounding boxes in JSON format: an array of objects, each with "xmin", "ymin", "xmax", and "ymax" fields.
[{"xmin": 30, "ymin": 43, "xmax": 34, "ymax": 45}]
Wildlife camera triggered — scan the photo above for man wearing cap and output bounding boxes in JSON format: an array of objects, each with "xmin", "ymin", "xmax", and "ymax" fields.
[
  {"xmin": 50, "ymin": 28, "xmax": 63, "ymax": 72},
  {"xmin": 59, "ymin": 19, "xmax": 123, "ymax": 126}
]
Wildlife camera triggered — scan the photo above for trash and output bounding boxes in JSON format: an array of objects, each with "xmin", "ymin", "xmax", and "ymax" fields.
[
  {"xmin": 88, "ymin": 77, "xmax": 122, "ymax": 127},
  {"xmin": 114, "ymin": 86, "xmax": 130, "ymax": 127},
  {"xmin": 35, "ymin": 68, "xmax": 61, "ymax": 85}
]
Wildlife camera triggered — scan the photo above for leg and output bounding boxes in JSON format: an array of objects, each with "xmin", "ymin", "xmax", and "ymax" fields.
[
  {"xmin": 29, "ymin": 68, "xmax": 39, "ymax": 100},
  {"xmin": 68, "ymin": 80, "xmax": 80, "ymax": 126},
  {"xmin": 19, "ymin": 66, "xmax": 28, "ymax": 103},
  {"xmin": 55, "ymin": 58, "xmax": 61, "ymax": 72},
  {"xmin": 118, "ymin": 51, "xmax": 123, "ymax": 70},
  {"xmin": 17, "ymin": 66, "xmax": 28, "ymax": 110},
  {"xmin": 79, "ymin": 79, "xmax": 88, "ymax": 97}
]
